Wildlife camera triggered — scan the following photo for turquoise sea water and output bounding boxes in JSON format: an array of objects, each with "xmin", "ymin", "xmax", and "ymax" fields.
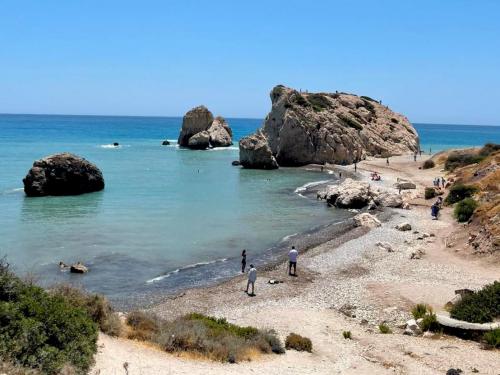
[{"xmin": 0, "ymin": 115, "xmax": 498, "ymax": 306}]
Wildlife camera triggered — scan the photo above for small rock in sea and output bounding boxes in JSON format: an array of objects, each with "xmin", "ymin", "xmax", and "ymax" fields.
[
  {"xmin": 162, "ymin": 140, "xmax": 171, "ymax": 146},
  {"xmin": 70, "ymin": 262, "xmax": 88, "ymax": 274},
  {"xmin": 113, "ymin": 142, "xmax": 119, "ymax": 146},
  {"xmin": 231, "ymin": 160, "xmax": 241, "ymax": 166},
  {"xmin": 396, "ymin": 222, "xmax": 412, "ymax": 231}
]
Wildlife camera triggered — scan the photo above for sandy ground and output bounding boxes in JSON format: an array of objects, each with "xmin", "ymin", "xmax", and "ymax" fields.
[{"xmin": 92, "ymin": 154, "xmax": 500, "ymax": 375}]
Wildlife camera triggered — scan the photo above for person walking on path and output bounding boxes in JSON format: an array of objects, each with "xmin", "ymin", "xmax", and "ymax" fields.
[
  {"xmin": 288, "ymin": 246, "xmax": 298, "ymax": 276},
  {"xmin": 386, "ymin": 157, "xmax": 389, "ymax": 165},
  {"xmin": 441, "ymin": 177, "xmax": 446, "ymax": 188},
  {"xmin": 246, "ymin": 264, "xmax": 257, "ymax": 296},
  {"xmin": 241, "ymin": 249, "xmax": 247, "ymax": 273}
]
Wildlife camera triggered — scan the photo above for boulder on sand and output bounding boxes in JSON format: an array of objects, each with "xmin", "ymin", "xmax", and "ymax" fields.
[
  {"xmin": 394, "ymin": 180, "xmax": 416, "ymax": 190},
  {"xmin": 395, "ymin": 222, "xmax": 412, "ymax": 231},
  {"xmin": 23, "ymin": 153, "xmax": 105, "ymax": 197},
  {"xmin": 353, "ymin": 213, "xmax": 381, "ymax": 228},
  {"xmin": 317, "ymin": 178, "xmax": 372, "ymax": 208},
  {"xmin": 374, "ymin": 192, "xmax": 404, "ymax": 208}
]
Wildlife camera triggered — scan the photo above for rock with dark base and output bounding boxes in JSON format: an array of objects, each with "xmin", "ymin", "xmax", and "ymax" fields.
[
  {"xmin": 177, "ymin": 106, "xmax": 233, "ymax": 149},
  {"xmin": 239, "ymin": 85, "xmax": 419, "ymax": 168},
  {"xmin": 239, "ymin": 132, "xmax": 278, "ymax": 169},
  {"xmin": 162, "ymin": 140, "xmax": 171, "ymax": 146},
  {"xmin": 23, "ymin": 153, "xmax": 105, "ymax": 197}
]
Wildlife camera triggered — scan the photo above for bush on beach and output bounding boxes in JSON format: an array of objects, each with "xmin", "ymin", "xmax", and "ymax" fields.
[
  {"xmin": 378, "ymin": 323, "xmax": 392, "ymax": 334},
  {"xmin": 425, "ymin": 187, "xmax": 437, "ymax": 200},
  {"xmin": 285, "ymin": 333, "xmax": 313, "ymax": 352},
  {"xmin": 445, "ymin": 184, "xmax": 478, "ymax": 204},
  {"xmin": 422, "ymin": 159, "xmax": 435, "ymax": 169},
  {"xmin": 0, "ymin": 260, "xmax": 98, "ymax": 374},
  {"xmin": 483, "ymin": 328, "xmax": 500, "ymax": 348},
  {"xmin": 126, "ymin": 312, "xmax": 285, "ymax": 362},
  {"xmin": 453, "ymin": 198, "xmax": 478, "ymax": 222},
  {"xmin": 450, "ymin": 281, "xmax": 500, "ymax": 324}
]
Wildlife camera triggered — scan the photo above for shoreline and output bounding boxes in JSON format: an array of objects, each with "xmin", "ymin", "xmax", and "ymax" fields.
[{"xmin": 93, "ymin": 153, "xmax": 500, "ymax": 374}]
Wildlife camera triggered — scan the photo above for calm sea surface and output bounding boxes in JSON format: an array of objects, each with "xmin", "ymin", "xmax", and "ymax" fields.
[{"xmin": 0, "ymin": 115, "xmax": 498, "ymax": 306}]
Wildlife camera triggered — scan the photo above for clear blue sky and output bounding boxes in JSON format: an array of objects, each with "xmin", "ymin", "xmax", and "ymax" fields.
[{"xmin": 1, "ymin": 0, "xmax": 499, "ymax": 125}]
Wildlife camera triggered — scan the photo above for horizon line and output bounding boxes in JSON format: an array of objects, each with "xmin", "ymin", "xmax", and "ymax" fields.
[{"xmin": 0, "ymin": 112, "xmax": 499, "ymax": 128}]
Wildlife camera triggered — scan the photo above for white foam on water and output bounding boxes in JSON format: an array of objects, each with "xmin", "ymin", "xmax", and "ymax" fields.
[
  {"xmin": 99, "ymin": 144, "xmax": 130, "ymax": 149},
  {"xmin": 207, "ymin": 146, "xmax": 239, "ymax": 151},
  {"xmin": 280, "ymin": 233, "xmax": 298, "ymax": 242},
  {"xmin": 294, "ymin": 180, "xmax": 332, "ymax": 197},
  {"xmin": 146, "ymin": 258, "xmax": 228, "ymax": 284},
  {"xmin": 1, "ymin": 187, "xmax": 24, "ymax": 195}
]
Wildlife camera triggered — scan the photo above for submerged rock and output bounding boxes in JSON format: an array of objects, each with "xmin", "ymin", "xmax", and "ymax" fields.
[
  {"xmin": 23, "ymin": 153, "xmax": 104, "ymax": 197},
  {"xmin": 162, "ymin": 140, "xmax": 171, "ymax": 146},
  {"xmin": 178, "ymin": 106, "xmax": 233, "ymax": 149},
  {"xmin": 70, "ymin": 262, "xmax": 88, "ymax": 274},
  {"xmin": 239, "ymin": 85, "xmax": 419, "ymax": 168}
]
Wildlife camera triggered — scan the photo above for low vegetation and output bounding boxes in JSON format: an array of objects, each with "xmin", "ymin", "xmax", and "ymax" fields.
[
  {"xmin": 0, "ymin": 260, "xmax": 98, "ymax": 374},
  {"xmin": 342, "ymin": 331, "xmax": 352, "ymax": 339},
  {"xmin": 450, "ymin": 281, "xmax": 500, "ymax": 324},
  {"xmin": 411, "ymin": 303, "xmax": 429, "ymax": 320},
  {"xmin": 445, "ymin": 183, "xmax": 478, "ymax": 204},
  {"xmin": 378, "ymin": 323, "xmax": 392, "ymax": 334},
  {"xmin": 339, "ymin": 114, "xmax": 363, "ymax": 131},
  {"xmin": 50, "ymin": 284, "xmax": 122, "ymax": 337},
  {"xmin": 425, "ymin": 187, "xmax": 437, "ymax": 200},
  {"xmin": 307, "ymin": 93, "xmax": 331, "ymax": 112},
  {"xmin": 445, "ymin": 143, "xmax": 499, "ymax": 171},
  {"xmin": 483, "ymin": 328, "xmax": 500, "ymax": 348},
  {"xmin": 453, "ymin": 198, "xmax": 478, "ymax": 222},
  {"xmin": 422, "ymin": 159, "xmax": 435, "ymax": 169},
  {"xmin": 285, "ymin": 333, "xmax": 313, "ymax": 352},
  {"xmin": 126, "ymin": 311, "xmax": 285, "ymax": 362}
]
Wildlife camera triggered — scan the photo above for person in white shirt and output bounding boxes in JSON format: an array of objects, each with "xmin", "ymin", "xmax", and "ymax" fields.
[
  {"xmin": 288, "ymin": 246, "xmax": 298, "ymax": 276},
  {"xmin": 246, "ymin": 264, "xmax": 257, "ymax": 295}
]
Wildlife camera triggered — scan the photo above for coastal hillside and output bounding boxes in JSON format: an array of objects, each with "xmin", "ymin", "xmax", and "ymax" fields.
[{"xmin": 239, "ymin": 86, "xmax": 419, "ymax": 169}]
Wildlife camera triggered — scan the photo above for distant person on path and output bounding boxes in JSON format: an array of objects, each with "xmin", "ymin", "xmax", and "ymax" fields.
[
  {"xmin": 431, "ymin": 202, "xmax": 439, "ymax": 220},
  {"xmin": 246, "ymin": 264, "xmax": 257, "ymax": 295},
  {"xmin": 339, "ymin": 172, "xmax": 342, "ymax": 179},
  {"xmin": 288, "ymin": 246, "xmax": 298, "ymax": 276},
  {"xmin": 386, "ymin": 157, "xmax": 390, "ymax": 165},
  {"xmin": 241, "ymin": 249, "xmax": 247, "ymax": 273},
  {"xmin": 354, "ymin": 162, "xmax": 357, "ymax": 172},
  {"xmin": 441, "ymin": 177, "xmax": 446, "ymax": 188},
  {"xmin": 414, "ymin": 152, "xmax": 417, "ymax": 162}
]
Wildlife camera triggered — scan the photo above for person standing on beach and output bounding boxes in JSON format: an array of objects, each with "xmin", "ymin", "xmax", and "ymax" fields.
[
  {"xmin": 241, "ymin": 249, "xmax": 247, "ymax": 273},
  {"xmin": 246, "ymin": 264, "xmax": 257, "ymax": 295},
  {"xmin": 386, "ymin": 157, "xmax": 389, "ymax": 165},
  {"xmin": 288, "ymin": 246, "xmax": 298, "ymax": 276}
]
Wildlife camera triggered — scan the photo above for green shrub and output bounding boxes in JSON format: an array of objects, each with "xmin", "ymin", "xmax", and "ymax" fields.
[
  {"xmin": 450, "ymin": 281, "xmax": 500, "ymax": 323},
  {"xmin": 445, "ymin": 184, "xmax": 478, "ymax": 204},
  {"xmin": 378, "ymin": 323, "xmax": 392, "ymax": 334},
  {"xmin": 445, "ymin": 152, "xmax": 484, "ymax": 171},
  {"xmin": 483, "ymin": 329, "xmax": 500, "ymax": 348},
  {"xmin": 420, "ymin": 311, "xmax": 439, "ymax": 332},
  {"xmin": 478, "ymin": 143, "xmax": 500, "ymax": 157},
  {"xmin": 308, "ymin": 94, "xmax": 331, "ymax": 112},
  {"xmin": 453, "ymin": 198, "xmax": 478, "ymax": 222},
  {"xmin": 342, "ymin": 331, "xmax": 352, "ymax": 339},
  {"xmin": 425, "ymin": 187, "xmax": 437, "ymax": 200},
  {"xmin": 285, "ymin": 333, "xmax": 312, "ymax": 352},
  {"xmin": 339, "ymin": 114, "xmax": 363, "ymax": 131},
  {"xmin": 0, "ymin": 261, "xmax": 98, "ymax": 374},
  {"xmin": 422, "ymin": 159, "xmax": 435, "ymax": 169},
  {"xmin": 152, "ymin": 313, "xmax": 284, "ymax": 362},
  {"xmin": 51, "ymin": 284, "xmax": 122, "ymax": 337},
  {"xmin": 411, "ymin": 303, "xmax": 428, "ymax": 320}
]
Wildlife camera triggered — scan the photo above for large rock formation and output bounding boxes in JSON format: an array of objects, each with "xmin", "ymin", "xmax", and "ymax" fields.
[
  {"xmin": 177, "ymin": 106, "xmax": 233, "ymax": 149},
  {"xmin": 239, "ymin": 86, "xmax": 419, "ymax": 168},
  {"xmin": 23, "ymin": 153, "xmax": 105, "ymax": 197}
]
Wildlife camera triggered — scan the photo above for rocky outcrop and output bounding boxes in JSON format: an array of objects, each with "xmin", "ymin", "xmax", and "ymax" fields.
[
  {"xmin": 239, "ymin": 132, "xmax": 278, "ymax": 169},
  {"xmin": 239, "ymin": 85, "xmax": 419, "ymax": 168},
  {"xmin": 23, "ymin": 153, "xmax": 104, "ymax": 197},
  {"xmin": 177, "ymin": 106, "xmax": 233, "ymax": 149}
]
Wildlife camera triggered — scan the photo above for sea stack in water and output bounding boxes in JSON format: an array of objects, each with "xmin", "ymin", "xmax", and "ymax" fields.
[
  {"xmin": 23, "ymin": 153, "xmax": 105, "ymax": 197},
  {"xmin": 177, "ymin": 106, "xmax": 233, "ymax": 149},
  {"xmin": 239, "ymin": 86, "xmax": 419, "ymax": 169}
]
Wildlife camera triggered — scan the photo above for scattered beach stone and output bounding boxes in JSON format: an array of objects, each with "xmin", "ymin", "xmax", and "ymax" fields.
[
  {"xmin": 23, "ymin": 153, "xmax": 105, "ymax": 197},
  {"xmin": 396, "ymin": 222, "xmax": 412, "ymax": 231},
  {"xmin": 410, "ymin": 248, "xmax": 425, "ymax": 259},
  {"xmin": 404, "ymin": 319, "xmax": 422, "ymax": 336},
  {"xmin": 353, "ymin": 213, "xmax": 381, "ymax": 228},
  {"xmin": 446, "ymin": 368, "xmax": 463, "ymax": 375},
  {"xmin": 70, "ymin": 262, "xmax": 88, "ymax": 274},
  {"xmin": 376, "ymin": 241, "xmax": 394, "ymax": 252}
]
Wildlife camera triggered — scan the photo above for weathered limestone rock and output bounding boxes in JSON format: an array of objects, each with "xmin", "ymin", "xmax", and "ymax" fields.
[
  {"xmin": 375, "ymin": 192, "xmax": 404, "ymax": 208},
  {"xmin": 396, "ymin": 222, "xmax": 412, "ymax": 231},
  {"xmin": 23, "ymin": 153, "xmax": 104, "ymax": 197},
  {"xmin": 178, "ymin": 106, "xmax": 233, "ymax": 149},
  {"xmin": 353, "ymin": 213, "xmax": 381, "ymax": 228},
  {"xmin": 239, "ymin": 85, "xmax": 419, "ymax": 168},
  {"xmin": 317, "ymin": 178, "xmax": 372, "ymax": 208},
  {"xmin": 187, "ymin": 131, "xmax": 210, "ymax": 150},
  {"xmin": 394, "ymin": 180, "xmax": 417, "ymax": 190},
  {"xmin": 238, "ymin": 132, "xmax": 278, "ymax": 169},
  {"xmin": 208, "ymin": 116, "xmax": 233, "ymax": 147}
]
